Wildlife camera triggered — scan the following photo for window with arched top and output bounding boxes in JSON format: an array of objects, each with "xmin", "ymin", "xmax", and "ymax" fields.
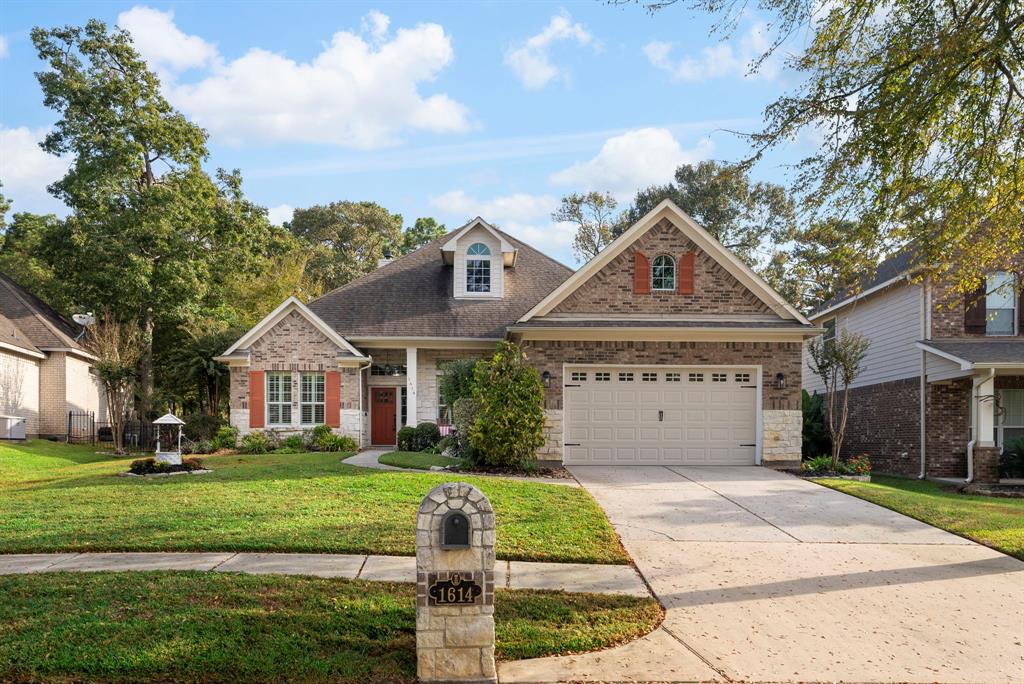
[
  {"xmin": 651, "ymin": 255, "xmax": 676, "ymax": 291},
  {"xmin": 466, "ymin": 242, "xmax": 491, "ymax": 292}
]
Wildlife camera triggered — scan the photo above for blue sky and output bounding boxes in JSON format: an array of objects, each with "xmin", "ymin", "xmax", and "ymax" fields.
[{"xmin": 1, "ymin": 1, "xmax": 814, "ymax": 265}]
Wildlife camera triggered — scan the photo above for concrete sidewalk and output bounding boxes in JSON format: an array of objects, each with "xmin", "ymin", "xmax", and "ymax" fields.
[{"xmin": 0, "ymin": 552, "xmax": 647, "ymax": 596}]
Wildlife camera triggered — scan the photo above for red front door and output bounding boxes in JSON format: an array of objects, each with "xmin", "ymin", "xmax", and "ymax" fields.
[{"xmin": 371, "ymin": 388, "xmax": 397, "ymax": 445}]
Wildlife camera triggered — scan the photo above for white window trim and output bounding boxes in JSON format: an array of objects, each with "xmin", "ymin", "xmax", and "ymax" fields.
[
  {"xmin": 266, "ymin": 371, "xmax": 292, "ymax": 427},
  {"xmin": 985, "ymin": 272, "xmax": 1018, "ymax": 337},
  {"xmin": 466, "ymin": 254, "xmax": 491, "ymax": 293},
  {"xmin": 651, "ymin": 254, "xmax": 677, "ymax": 291},
  {"xmin": 300, "ymin": 372, "xmax": 325, "ymax": 426},
  {"xmin": 822, "ymin": 317, "xmax": 837, "ymax": 342}
]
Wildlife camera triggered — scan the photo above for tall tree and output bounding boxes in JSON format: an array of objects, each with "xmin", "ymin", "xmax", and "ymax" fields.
[
  {"xmin": 286, "ymin": 201, "xmax": 403, "ymax": 292},
  {"xmin": 0, "ymin": 211, "xmax": 72, "ymax": 312},
  {"xmin": 31, "ymin": 21, "xmax": 274, "ymax": 418},
  {"xmin": 399, "ymin": 217, "xmax": 447, "ymax": 255},
  {"xmin": 85, "ymin": 310, "xmax": 146, "ymax": 455},
  {"xmin": 619, "ymin": 0, "xmax": 1024, "ymax": 294},
  {"xmin": 624, "ymin": 160, "xmax": 797, "ymax": 267},
  {"xmin": 552, "ymin": 191, "xmax": 621, "ymax": 263}
]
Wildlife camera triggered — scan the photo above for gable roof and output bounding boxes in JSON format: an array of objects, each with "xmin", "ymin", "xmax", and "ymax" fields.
[
  {"xmin": 808, "ymin": 247, "xmax": 921, "ymax": 320},
  {"xmin": 0, "ymin": 273, "xmax": 90, "ymax": 355},
  {"xmin": 0, "ymin": 312, "xmax": 44, "ymax": 358},
  {"xmin": 219, "ymin": 296, "xmax": 368, "ymax": 359},
  {"xmin": 519, "ymin": 199, "xmax": 811, "ymax": 325},
  {"xmin": 440, "ymin": 217, "xmax": 518, "ymax": 266},
  {"xmin": 307, "ymin": 225, "xmax": 573, "ymax": 340}
]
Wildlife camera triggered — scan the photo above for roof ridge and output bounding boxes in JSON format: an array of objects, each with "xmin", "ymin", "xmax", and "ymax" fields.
[{"xmin": 0, "ymin": 273, "xmax": 82, "ymax": 350}]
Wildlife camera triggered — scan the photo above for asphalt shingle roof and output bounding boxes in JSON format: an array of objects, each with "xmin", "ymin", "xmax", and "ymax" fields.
[
  {"xmin": 920, "ymin": 339, "xmax": 1024, "ymax": 365},
  {"xmin": 308, "ymin": 228, "xmax": 574, "ymax": 339},
  {"xmin": 0, "ymin": 273, "xmax": 85, "ymax": 351}
]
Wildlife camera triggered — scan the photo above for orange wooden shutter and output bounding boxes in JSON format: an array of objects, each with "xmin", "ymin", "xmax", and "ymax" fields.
[
  {"xmin": 678, "ymin": 252, "xmax": 695, "ymax": 294},
  {"xmin": 248, "ymin": 371, "xmax": 265, "ymax": 428},
  {"xmin": 325, "ymin": 371, "xmax": 341, "ymax": 428},
  {"xmin": 634, "ymin": 251, "xmax": 651, "ymax": 294}
]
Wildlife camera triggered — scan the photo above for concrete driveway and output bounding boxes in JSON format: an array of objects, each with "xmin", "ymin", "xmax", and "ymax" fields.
[{"xmin": 500, "ymin": 466, "xmax": 1024, "ymax": 684}]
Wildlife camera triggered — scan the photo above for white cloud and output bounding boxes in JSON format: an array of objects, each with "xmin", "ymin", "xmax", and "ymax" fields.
[
  {"xmin": 550, "ymin": 128, "xmax": 714, "ymax": 200},
  {"xmin": 429, "ymin": 190, "xmax": 575, "ymax": 263},
  {"xmin": 505, "ymin": 12, "xmax": 594, "ymax": 89},
  {"xmin": 117, "ymin": 6, "xmax": 218, "ymax": 76},
  {"xmin": 116, "ymin": 7, "xmax": 469, "ymax": 148},
  {"xmin": 0, "ymin": 126, "xmax": 70, "ymax": 214},
  {"xmin": 266, "ymin": 203, "xmax": 294, "ymax": 226},
  {"xmin": 644, "ymin": 22, "xmax": 779, "ymax": 82},
  {"xmin": 0, "ymin": 36, "xmax": 9, "ymax": 59}
]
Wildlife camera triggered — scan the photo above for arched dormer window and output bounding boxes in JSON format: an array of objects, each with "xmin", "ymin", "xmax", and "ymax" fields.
[
  {"xmin": 466, "ymin": 242, "xmax": 491, "ymax": 292},
  {"xmin": 651, "ymin": 255, "xmax": 676, "ymax": 291}
]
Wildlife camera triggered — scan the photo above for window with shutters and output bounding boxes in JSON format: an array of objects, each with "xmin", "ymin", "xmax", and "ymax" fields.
[
  {"xmin": 986, "ymin": 272, "xmax": 1016, "ymax": 336},
  {"xmin": 267, "ymin": 372, "xmax": 292, "ymax": 425},
  {"xmin": 300, "ymin": 373, "xmax": 325, "ymax": 425},
  {"xmin": 651, "ymin": 255, "xmax": 676, "ymax": 291}
]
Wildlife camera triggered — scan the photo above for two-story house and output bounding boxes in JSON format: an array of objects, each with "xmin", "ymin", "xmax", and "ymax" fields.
[
  {"xmin": 217, "ymin": 200, "xmax": 820, "ymax": 468},
  {"xmin": 804, "ymin": 252, "xmax": 1023, "ymax": 483}
]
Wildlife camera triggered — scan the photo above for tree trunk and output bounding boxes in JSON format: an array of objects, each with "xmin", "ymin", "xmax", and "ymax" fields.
[{"xmin": 138, "ymin": 312, "xmax": 154, "ymax": 420}]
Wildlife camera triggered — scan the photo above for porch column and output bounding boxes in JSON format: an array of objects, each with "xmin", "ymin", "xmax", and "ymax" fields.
[
  {"xmin": 976, "ymin": 372, "xmax": 996, "ymax": 447},
  {"xmin": 407, "ymin": 347, "xmax": 418, "ymax": 427}
]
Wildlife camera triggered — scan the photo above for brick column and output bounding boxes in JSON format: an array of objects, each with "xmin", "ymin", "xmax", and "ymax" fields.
[{"xmin": 972, "ymin": 446, "xmax": 1001, "ymax": 484}]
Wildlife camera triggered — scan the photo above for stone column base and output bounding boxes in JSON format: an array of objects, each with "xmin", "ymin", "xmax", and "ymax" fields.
[{"xmin": 972, "ymin": 446, "xmax": 1000, "ymax": 484}]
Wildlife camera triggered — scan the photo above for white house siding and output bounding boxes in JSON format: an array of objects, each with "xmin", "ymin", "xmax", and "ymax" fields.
[
  {"xmin": 0, "ymin": 350, "xmax": 40, "ymax": 437},
  {"xmin": 453, "ymin": 226, "xmax": 503, "ymax": 299},
  {"xmin": 65, "ymin": 354, "xmax": 105, "ymax": 422},
  {"xmin": 804, "ymin": 282, "xmax": 923, "ymax": 392}
]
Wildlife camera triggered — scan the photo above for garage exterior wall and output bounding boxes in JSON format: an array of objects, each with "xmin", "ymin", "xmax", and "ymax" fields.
[
  {"xmin": 0, "ymin": 349, "xmax": 40, "ymax": 437},
  {"xmin": 521, "ymin": 339, "xmax": 802, "ymax": 466}
]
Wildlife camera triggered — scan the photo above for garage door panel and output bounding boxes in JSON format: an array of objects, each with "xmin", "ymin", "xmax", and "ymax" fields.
[{"xmin": 563, "ymin": 366, "xmax": 758, "ymax": 466}]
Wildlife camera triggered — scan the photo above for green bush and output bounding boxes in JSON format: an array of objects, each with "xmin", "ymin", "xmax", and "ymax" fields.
[
  {"xmin": 318, "ymin": 434, "xmax": 358, "ymax": 452},
  {"xmin": 189, "ymin": 440, "xmax": 214, "ymax": 455},
  {"xmin": 452, "ymin": 397, "xmax": 480, "ymax": 461},
  {"xmin": 424, "ymin": 434, "xmax": 455, "ymax": 455},
  {"xmin": 183, "ymin": 413, "xmax": 224, "ymax": 442},
  {"xmin": 1001, "ymin": 438, "xmax": 1024, "ymax": 478},
  {"xmin": 801, "ymin": 390, "xmax": 831, "ymax": 459},
  {"xmin": 397, "ymin": 426, "xmax": 416, "ymax": 451},
  {"xmin": 414, "ymin": 422, "xmax": 441, "ymax": 451},
  {"xmin": 469, "ymin": 341, "xmax": 545, "ymax": 469},
  {"xmin": 439, "ymin": 359, "xmax": 479, "ymax": 416},
  {"xmin": 282, "ymin": 434, "xmax": 306, "ymax": 451},
  {"xmin": 240, "ymin": 431, "xmax": 270, "ymax": 454},
  {"xmin": 212, "ymin": 425, "xmax": 239, "ymax": 450},
  {"xmin": 801, "ymin": 455, "xmax": 833, "ymax": 473}
]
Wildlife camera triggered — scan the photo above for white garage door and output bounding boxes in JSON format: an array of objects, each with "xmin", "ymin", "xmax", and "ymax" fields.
[{"xmin": 563, "ymin": 366, "xmax": 758, "ymax": 465}]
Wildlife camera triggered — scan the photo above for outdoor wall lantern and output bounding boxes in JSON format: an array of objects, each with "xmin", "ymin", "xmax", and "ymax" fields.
[
  {"xmin": 541, "ymin": 370, "xmax": 553, "ymax": 388},
  {"xmin": 775, "ymin": 372, "xmax": 787, "ymax": 390},
  {"xmin": 441, "ymin": 511, "xmax": 471, "ymax": 550}
]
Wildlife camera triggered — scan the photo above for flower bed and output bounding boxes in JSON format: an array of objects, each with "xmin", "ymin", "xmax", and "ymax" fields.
[{"xmin": 126, "ymin": 457, "xmax": 209, "ymax": 476}]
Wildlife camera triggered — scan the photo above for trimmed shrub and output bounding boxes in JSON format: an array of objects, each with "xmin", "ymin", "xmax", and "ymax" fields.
[
  {"xmin": 468, "ymin": 341, "xmax": 545, "ymax": 469},
  {"xmin": 1000, "ymin": 438, "xmax": 1024, "ymax": 478},
  {"xmin": 414, "ymin": 422, "xmax": 441, "ymax": 451},
  {"xmin": 184, "ymin": 413, "xmax": 224, "ymax": 442},
  {"xmin": 240, "ymin": 431, "xmax": 270, "ymax": 454},
  {"xmin": 397, "ymin": 426, "xmax": 416, "ymax": 451},
  {"xmin": 189, "ymin": 440, "xmax": 215, "ymax": 455},
  {"xmin": 439, "ymin": 359, "xmax": 479, "ymax": 415},
  {"xmin": 129, "ymin": 457, "xmax": 205, "ymax": 475},
  {"xmin": 212, "ymin": 425, "xmax": 239, "ymax": 451},
  {"xmin": 318, "ymin": 434, "xmax": 358, "ymax": 452},
  {"xmin": 282, "ymin": 434, "xmax": 305, "ymax": 451},
  {"xmin": 452, "ymin": 397, "xmax": 479, "ymax": 461},
  {"xmin": 801, "ymin": 390, "xmax": 831, "ymax": 459}
]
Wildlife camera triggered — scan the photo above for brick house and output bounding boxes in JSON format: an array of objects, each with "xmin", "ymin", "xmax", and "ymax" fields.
[
  {"xmin": 803, "ymin": 253, "xmax": 1023, "ymax": 482},
  {"xmin": 218, "ymin": 200, "xmax": 818, "ymax": 467},
  {"xmin": 0, "ymin": 273, "xmax": 106, "ymax": 439}
]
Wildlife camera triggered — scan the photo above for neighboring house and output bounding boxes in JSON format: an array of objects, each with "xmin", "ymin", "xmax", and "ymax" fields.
[
  {"xmin": 218, "ymin": 200, "xmax": 818, "ymax": 467},
  {"xmin": 0, "ymin": 273, "xmax": 106, "ymax": 439},
  {"xmin": 803, "ymin": 253, "xmax": 1023, "ymax": 482}
]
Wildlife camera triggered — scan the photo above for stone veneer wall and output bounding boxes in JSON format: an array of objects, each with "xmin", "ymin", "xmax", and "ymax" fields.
[
  {"xmin": 521, "ymin": 339, "xmax": 802, "ymax": 464},
  {"xmin": 762, "ymin": 409, "xmax": 802, "ymax": 467},
  {"xmin": 551, "ymin": 218, "xmax": 774, "ymax": 316}
]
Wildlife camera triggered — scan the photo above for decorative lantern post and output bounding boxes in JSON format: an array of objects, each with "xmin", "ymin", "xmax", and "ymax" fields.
[{"xmin": 153, "ymin": 413, "xmax": 186, "ymax": 466}]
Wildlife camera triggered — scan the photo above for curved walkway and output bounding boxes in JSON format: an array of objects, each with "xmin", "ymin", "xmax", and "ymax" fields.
[
  {"xmin": 0, "ymin": 551, "xmax": 647, "ymax": 596},
  {"xmin": 501, "ymin": 466, "xmax": 1024, "ymax": 684}
]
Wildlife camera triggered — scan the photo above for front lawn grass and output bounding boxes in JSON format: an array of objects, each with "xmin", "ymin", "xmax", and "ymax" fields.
[
  {"xmin": 0, "ymin": 571, "xmax": 661, "ymax": 683},
  {"xmin": 817, "ymin": 475, "xmax": 1024, "ymax": 560},
  {"xmin": 0, "ymin": 440, "xmax": 627, "ymax": 564},
  {"xmin": 379, "ymin": 450, "xmax": 459, "ymax": 470}
]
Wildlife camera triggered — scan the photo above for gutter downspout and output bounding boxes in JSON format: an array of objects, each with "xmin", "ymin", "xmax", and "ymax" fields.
[
  {"xmin": 918, "ymin": 277, "xmax": 929, "ymax": 479},
  {"xmin": 966, "ymin": 368, "xmax": 996, "ymax": 484},
  {"xmin": 357, "ymin": 357, "xmax": 373, "ymax": 449}
]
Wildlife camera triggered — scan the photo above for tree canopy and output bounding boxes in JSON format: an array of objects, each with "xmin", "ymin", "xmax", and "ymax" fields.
[{"xmin": 552, "ymin": 191, "xmax": 620, "ymax": 263}]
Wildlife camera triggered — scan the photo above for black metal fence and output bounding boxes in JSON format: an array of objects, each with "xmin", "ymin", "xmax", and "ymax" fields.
[
  {"xmin": 66, "ymin": 411, "xmax": 95, "ymax": 445},
  {"xmin": 97, "ymin": 420, "xmax": 158, "ymax": 452}
]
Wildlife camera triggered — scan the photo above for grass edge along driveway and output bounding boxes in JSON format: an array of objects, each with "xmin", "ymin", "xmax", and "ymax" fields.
[
  {"xmin": 816, "ymin": 474, "xmax": 1024, "ymax": 560},
  {"xmin": 0, "ymin": 571, "xmax": 662, "ymax": 683},
  {"xmin": 0, "ymin": 440, "xmax": 628, "ymax": 564}
]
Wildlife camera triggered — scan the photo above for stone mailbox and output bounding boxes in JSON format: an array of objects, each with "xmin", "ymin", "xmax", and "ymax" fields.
[{"xmin": 416, "ymin": 482, "xmax": 496, "ymax": 684}]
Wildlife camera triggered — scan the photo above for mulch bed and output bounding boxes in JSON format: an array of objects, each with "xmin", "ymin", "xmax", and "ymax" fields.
[
  {"xmin": 450, "ymin": 465, "xmax": 575, "ymax": 479},
  {"xmin": 783, "ymin": 469, "xmax": 870, "ymax": 481}
]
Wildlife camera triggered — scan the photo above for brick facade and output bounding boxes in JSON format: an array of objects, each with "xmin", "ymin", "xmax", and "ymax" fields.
[
  {"xmin": 551, "ymin": 218, "xmax": 774, "ymax": 316},
  {"xmin": 930, "ymin": 255, "xmax": 1024, "ymax": 338},
  {"xmin": 925, "ymin": 379, "xmax": 971, "ymax": 478}
]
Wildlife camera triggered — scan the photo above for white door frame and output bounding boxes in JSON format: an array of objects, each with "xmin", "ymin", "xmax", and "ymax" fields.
[{"xmin": 561, "ymin": 363, "xmax": 763, "ymax": 465}]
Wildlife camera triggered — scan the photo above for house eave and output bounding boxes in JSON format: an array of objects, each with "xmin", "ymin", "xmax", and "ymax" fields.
[
  {"xmin": 347, "ymin": 336, "xmax": 503, "ymax": 350},
  {"xmin": 507, "ymin": 325, "xmax": 823, "ymax": 343},
  {"xmin": 0, "ymin": 341, "xmax": 46, "ymax": 360}
]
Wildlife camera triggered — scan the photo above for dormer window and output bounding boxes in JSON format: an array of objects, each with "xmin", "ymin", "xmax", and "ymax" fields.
[
  {"xmin": 466, "ymin": 242, "xmax": 491, "ymax": 293},
  {"xmin": 652, "ymin": 255, "xmax": 676, "ymax": 291}
]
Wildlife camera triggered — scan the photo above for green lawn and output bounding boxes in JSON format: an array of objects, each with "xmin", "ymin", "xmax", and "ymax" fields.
[
  {"xmin": 817, "ymin": 475, "xmax": 1024, "ymax": 560},
  {"xmin": 0, "ymin": 571, "xmax": 661, "ymax": 683},
  {"xmin": 0, "ymin": 440, "xmax": 627, "ymax": 564},
  {"xmin": 379, "ymin": 450, "xmax": 460, "ymax": 470}
]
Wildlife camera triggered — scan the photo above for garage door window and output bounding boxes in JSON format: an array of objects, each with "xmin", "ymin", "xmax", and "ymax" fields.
[
  {"xmin": 618, "ymin": 372, "xmax": 634, "ymax": 382},
  {"xmin": 712, "ymin": 373, "xmax": 728, "ymax": 382},
  {"xmin": 595, "ymin": 372, "xmax": 611, "ymax": 381},
  {"xmin": 735, "ymin": 372, "xmax": 751, "ymax": 383},
  {"xmin": 689, "ymin": 372, "xmax": 704, "ymax": 382},
  {"xmin": 571, "ymin": 371, "xmax": 587, "ymax": 381},
  {"xmin": 642, "ymin": 372, "xmax": 658, "ymax": 382},
  {"xmin": 665, "ymin": 372, "xmax": 681, "ymax": 382}
]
